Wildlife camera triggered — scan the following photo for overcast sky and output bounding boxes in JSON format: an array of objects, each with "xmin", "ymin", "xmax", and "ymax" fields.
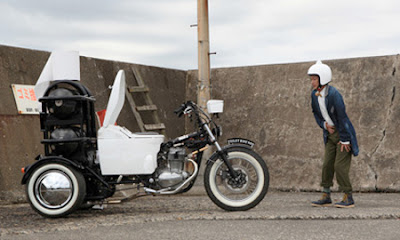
[{"xmin": 1, "ymin": 0, "xmax": 399, "ymax": 70}]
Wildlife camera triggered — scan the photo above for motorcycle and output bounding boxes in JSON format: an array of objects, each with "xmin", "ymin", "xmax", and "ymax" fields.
[{"xmin": 21, "ymin": 70, "xmax": 269, "ymax": 218}]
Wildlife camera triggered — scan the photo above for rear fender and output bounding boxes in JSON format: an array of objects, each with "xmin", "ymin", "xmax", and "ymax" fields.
[{"xmin": 21, "ymin": 156, "xmax": 83, "ymax": 185}]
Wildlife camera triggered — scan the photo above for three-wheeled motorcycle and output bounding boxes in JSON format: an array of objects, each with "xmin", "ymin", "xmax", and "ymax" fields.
[{"xmin": 21, "ymin": 70, "xmax": 269, "ymax": 218}]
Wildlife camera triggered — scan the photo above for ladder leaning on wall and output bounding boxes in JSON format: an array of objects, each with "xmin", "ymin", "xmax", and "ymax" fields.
[{"xmin": 125, "ymin": 66, "xmax": 166, "ymax": 136}]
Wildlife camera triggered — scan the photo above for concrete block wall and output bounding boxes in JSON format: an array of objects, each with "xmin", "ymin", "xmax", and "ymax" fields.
[{"xmin": 187, "ymin": 55, "xmax": 400, "ymax": 192}]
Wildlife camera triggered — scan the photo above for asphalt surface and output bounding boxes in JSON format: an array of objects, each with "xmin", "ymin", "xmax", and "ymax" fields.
[{"xmin": 1, "ymin": 189, "xmax": 400, "ymax": 239}]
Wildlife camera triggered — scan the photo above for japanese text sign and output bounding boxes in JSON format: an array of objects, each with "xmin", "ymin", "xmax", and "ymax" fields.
[{"xmin": 11, "ymin": 84, "xmax": 40, "ymax": 114}]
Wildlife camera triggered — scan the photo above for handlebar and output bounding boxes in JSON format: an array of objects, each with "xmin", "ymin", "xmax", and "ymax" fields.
[
  {"xmin": 170, "ymin": 101, "xmax": 222, "ymax": 148},
  {"xmin": 174, "ymin": 103, "xmax": 186, "ymax": 117},
  {"xmin": 174, "ymin": 101, "xmax": 195, "ymax": 118}
]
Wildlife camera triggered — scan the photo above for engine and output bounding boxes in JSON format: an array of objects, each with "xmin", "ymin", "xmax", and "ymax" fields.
[{"xmin": 156, "ymin": 147, "xmax": 190, "ymax": 188}]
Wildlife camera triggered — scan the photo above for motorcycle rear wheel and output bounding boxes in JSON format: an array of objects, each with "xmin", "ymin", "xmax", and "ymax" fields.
[
  {"xmin": 26, "ymin": 163, "xmax": 86, "ymax": 218},
  {"xmin": 204, "ymin": 147, "xmax": 269, "ymax": 211}
]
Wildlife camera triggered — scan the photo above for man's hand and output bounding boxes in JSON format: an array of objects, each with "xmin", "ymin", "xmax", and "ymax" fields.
[
  {"xmin": 325, "ymin": 122, "xmax": 335, "ymax": 134},
  {"xmin": 338, "ymin": 142, "xmax": 351, "ymax": 152}
]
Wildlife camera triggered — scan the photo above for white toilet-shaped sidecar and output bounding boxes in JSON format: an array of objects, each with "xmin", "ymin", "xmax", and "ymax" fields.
[{"xmin": 97, "ymin": 70, "xmax": 165, "ymax": 175}]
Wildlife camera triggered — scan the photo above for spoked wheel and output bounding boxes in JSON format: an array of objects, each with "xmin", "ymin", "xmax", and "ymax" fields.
[
  {"xmin": 204, "ymin": 147, "xmax": 269, "ymax": 211},
  {"xmin": 26, "ymin": 163, "xmax": 86, "ymax": 218}
]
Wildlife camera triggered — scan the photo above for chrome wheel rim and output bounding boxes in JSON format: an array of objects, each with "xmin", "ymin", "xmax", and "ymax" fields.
[{"xmin": 34, "ymin": 170, "xmax": 73, "ymax": 209}]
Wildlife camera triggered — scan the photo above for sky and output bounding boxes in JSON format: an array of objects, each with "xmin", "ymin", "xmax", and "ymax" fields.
[{"xmin": 1, "ymin": 0, "xmax": 400, "ymax": 70}]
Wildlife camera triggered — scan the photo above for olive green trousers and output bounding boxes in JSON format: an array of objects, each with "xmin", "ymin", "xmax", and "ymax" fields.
[{"xmin": 321, "ymin": 131, "xmax": 352, "ymax": 193}]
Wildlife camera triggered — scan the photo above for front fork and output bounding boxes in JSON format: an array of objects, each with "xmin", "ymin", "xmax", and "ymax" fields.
[{"xmin": 203, "ymin": 124, "xmax": 238, "ymax": 179}]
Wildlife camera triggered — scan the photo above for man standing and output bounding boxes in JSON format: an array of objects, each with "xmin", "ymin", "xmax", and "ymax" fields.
[{"xmin": 308, "ymin": 60, "xmax": 359, "ymax": 208}]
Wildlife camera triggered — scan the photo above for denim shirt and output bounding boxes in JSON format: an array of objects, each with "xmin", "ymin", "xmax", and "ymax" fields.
[{"xmin": 311, "ymin": 86, "xmax": 359, "ymax": 156}]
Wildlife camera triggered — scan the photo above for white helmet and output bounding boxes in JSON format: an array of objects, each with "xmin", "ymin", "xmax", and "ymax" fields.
[{"xmin": 307, "ymin": 60, "xmax": 332, "ymax": 86}]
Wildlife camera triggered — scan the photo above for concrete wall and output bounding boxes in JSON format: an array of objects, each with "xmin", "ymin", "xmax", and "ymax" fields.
[
  {"xmin": 0, "ymin": 45, "xmax": 186, "ymax": 202},
  {"xmin": 2, "ymin": 44, "xmax": 400, "ymax": 203},
  {"xmin": 188, "ymin": 55, "xmax": 400, "ymax": 192}
]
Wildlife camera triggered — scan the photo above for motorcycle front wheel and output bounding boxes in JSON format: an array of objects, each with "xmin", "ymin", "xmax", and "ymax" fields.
[
  {"xmin": 204, "ymin": 146, "xmax": 269, "ymax": 211},
  {"xmin": 26, "ymin": 163, "xmax": 86, "ymax": 218}
]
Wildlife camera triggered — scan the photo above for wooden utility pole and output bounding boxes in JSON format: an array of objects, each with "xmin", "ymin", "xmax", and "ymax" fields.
[{"xmin": 197, "ymin": 0, "xmax": 211, "ymax": 109}]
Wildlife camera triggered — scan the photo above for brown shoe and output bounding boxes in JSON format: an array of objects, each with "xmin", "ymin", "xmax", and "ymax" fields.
[
  {"xmin": 311, "ymin": 193, "xmax": 332, "ymax": 207},
  {"xmin": 334, "ymin": 193, "xmax": 355, "ymax": 208}
]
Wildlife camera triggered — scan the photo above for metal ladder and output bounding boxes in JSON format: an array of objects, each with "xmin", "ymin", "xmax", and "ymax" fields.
[{"xmin": 125, "ymin": 66, "xmax": 166, "ymax": 136}]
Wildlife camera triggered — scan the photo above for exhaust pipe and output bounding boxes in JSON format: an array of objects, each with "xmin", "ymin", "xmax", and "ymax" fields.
[{"xmin": 144, "ymin": 158, "xmax": 199, "ymax": 195}]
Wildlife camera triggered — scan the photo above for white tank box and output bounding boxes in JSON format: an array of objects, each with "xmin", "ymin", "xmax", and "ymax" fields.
[
  {"xmin": 97, "ymin": 70, "xmax": 164, "ymax": 175},
  {"xmin": 207, "ymin": 99, "xmax": 224, "ymax": 113}
]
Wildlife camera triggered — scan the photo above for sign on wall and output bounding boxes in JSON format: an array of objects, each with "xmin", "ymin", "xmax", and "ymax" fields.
[{"xmin": 11, "ymin": 84, "xmax": 40, "ymax": 115}]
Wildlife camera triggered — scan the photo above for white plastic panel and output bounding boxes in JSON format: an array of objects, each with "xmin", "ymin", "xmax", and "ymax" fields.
[
  {"xmin": 103, "ymin": 70, "xmax": 126, "ymax": 127},
  {"xmin": 98, "ymin": 127, "xmax": 164, "ymax": 175},
  {"xmin": 34, "ymin": 50, "xmax": 80, "ymax": 100},
  {"xmin": 52, "ymin": 51, "xmax": 80, "ymax": 81}
]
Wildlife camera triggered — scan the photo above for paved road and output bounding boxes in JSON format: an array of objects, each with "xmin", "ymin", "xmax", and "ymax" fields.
[
  {"xmin": 2, "ymin": 219, "xmax": 400, "ymax": 240},
  {"xmin": 1, "ymin": 191, "xmax": 400, "ymax": 239}
]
